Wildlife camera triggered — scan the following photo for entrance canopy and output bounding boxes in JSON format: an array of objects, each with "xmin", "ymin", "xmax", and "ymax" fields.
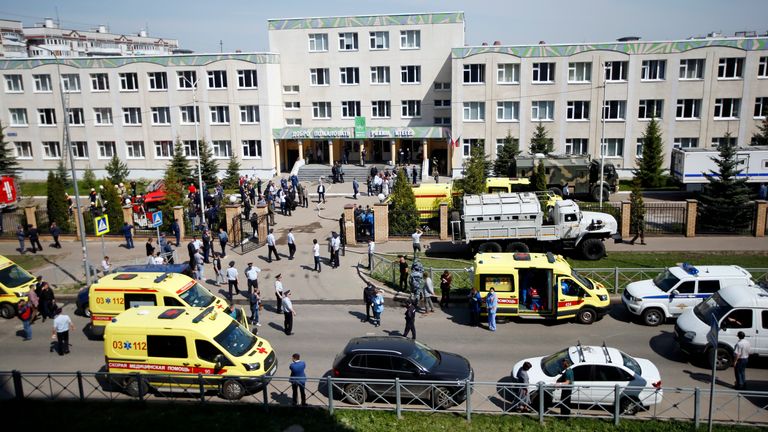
[{"xmin": 273, "ymin": 126, "xmax": 448, "ymax": 140}]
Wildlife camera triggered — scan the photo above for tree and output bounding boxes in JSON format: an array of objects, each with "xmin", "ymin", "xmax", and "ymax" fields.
[
  {"xmin": 197, "ymin": 139, "xmax": 219, "ymax": 188},
  {"xmin": 158, "ymin": 163, "xmax": 187, "ymax": 233},
  {"xmin": 223, "ymin": 156, "xmax": 241, "ymax": 190},
  {"xmin": 168, "ymin": 138, "xmax": 192, "ymax": 186},
  {"xmin": 100, "ymin": 180, "xmax": 124, "ymax": 234},
  {"xmin": 752, "ymin": 116, "xmax": 768, "ymax": 146},
  {"xmin": 529, "ymin": 123, "xmax": 553, "ymax": 155},
  {"xmin": 531, "ymin": 160, "xmax": 547, "ymax": 191},
  {"xmin": 493, "ymin": 130, "xmax": 521, "ymax": 177},
  {"xmin": 105, "ymin": 153, "xmax": 130, "ymax": 184},
  {"xmin": 629, "ymin": 178, "xmax": 646, "ymax": 234},
  {"xmin": 0, "ymin": 121, "xmax": 19, "ymax": 177},
  {"xmin": 56, "ymin": 159, "xmax": 71, "ymax": 188},
  {"xmin": 46, "ymin": 171, "xmax": 71, "ymax": 232},
  {"xmin": 388, "ymin": 169, "xmax": 419, "ymax": 235},
  {"xmin": 697, "ymin": 133, "xmax": 753, "ymax": 232},
  {"xmin": 82, "ymin": 166, "xmax": 99, "ymax": 191},
  {"xmin": 634, "ymin": 118, "xmax": 666, "ymax": 188},
  {"xmin": 456, "ymin": 141, "xmax": 491, "ymax": 197}
]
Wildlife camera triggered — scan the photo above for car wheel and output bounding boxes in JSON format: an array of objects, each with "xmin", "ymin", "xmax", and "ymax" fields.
[
  {"xmin": 576, "ymin": 308, "xmax": 596, "ymax": 325},
  {"xmin": 432, "ymin": 386, "xmax": 453, "ymax": 410},
  {"xmin": 477, "ymin": 242, "xmax": 502, "ymax": 253},
  {"xmin": 505, "ymin": 242, "xmax": 529, "ymax": 253},
  {"xmin": 83, "ymin": 305, "xmax": 92, "ymax": 318},
  {"xmin": 344, "ymin": 383, "xmax": 367, "ymax": 405},
  {"xmin": 619, "ymin": 397, "xmax": 639, "ymax": 415},
  {"xmin": 580, "ymin": 238, "xmax": 606, "ymax": 261},
  {"xmin": 641, "ymin": 308, "xmax": 664, "ymax": 326},
  {"xmin": 220, "ymin": 379, "xmax": 246, "ymax": 400},
  {"xmin": 124, "ymin": 376, "xmax": 149, "ymax": 398},
  {"xmin": 710, "ymin": 346, "xmax": 733, "ymax": 371},
  {"xmin": 592, "ymin": 185, "xmax": 611, "ymax": 202},
  {"xmin": 0, "ymin": 303, "xmax": 15, "ymax": 319}
]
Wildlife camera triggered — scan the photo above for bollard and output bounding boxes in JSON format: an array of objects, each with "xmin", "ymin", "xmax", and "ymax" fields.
[
  {"xmin": 77, "ymin": 371, "xmax": 84, "ymax": 401},
  {"xmin": 538, "ymin": 382, "xmax": 544, "ymax": 424},
  {"xmin": 465, "ymin": 379, "xmax": 472, "ymax": 422},
  {"xmin": 694, "ymin": 387, "xmax": 701, "ymax": 428},
  {"xmin": 395, "ymin": 378, "xmax": 402, "ymax": 418},
  {"xmin": 613, "ymin": 384, "xmax": 621, "ymax": 426},
  {"xmin": 198, "ymin": 374, "xmax": 205, "ymax": 403},
  {"xmin": 327, "ymin": 376, "xmax": 335, "ymax": 414}
]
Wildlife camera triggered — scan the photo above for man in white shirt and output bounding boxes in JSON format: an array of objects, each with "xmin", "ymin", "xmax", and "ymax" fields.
[
  {"xmin": 101, "ymin": 256, "xmax": 111, "ymax": 274},
  {"xmin": 734, "ymin": 331, "xmax": 751, "ymax": 390},
  {"xmin": 226, "ymin": 261, "xmax": 240, "ymax": 298},
  {"xmin": 367, "ymin": 240, "xmax": 375, "ymax": 271},
  {"xmin": 267, "ymin": 229, "xmax": 280, "ymax": 263},
  {"xmin": 244, "ymin": 262, "xmax": 261, "ymax": 296},
  {"xmin": 51, "ymin": 307, "xmax": 74, "ymax": 355},
  {"xmin": 411, "ymin": 228, "xmax": 423, "ymax": 256},
  {"xmin": 312, "ymin": 239, "xmax": 321, "ymax": 272},
  {"xmin": 275, "ymin": 274, "xmax": 285, "ymax": 313},
  {"xmin": 282, "ymin": 290, "xmax": 295, "ymax": 335},
  {"xmin": 153, "ymin": 252, "xmax": 165, "ymax": 265},
  {"xmin": 287, "ymin": 228, "xmax": 296, "ymax": 260},
  {"xmin": 331, "ymin": 233, "xmax": 341, "ymax": 268}
]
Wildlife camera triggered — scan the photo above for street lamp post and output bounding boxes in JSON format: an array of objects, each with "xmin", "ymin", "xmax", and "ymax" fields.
[
  {"xmin": 180, "ymin": 74, "xmax": 207, "ymax": 229},
  {"xmin": 599, "ymin": 66, "xmax": 607, "ymax": 209}
]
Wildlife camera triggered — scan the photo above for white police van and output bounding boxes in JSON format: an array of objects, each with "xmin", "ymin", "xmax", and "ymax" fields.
[{"xmin": 622, "ymin": 263, "xmax": 753, "ymax": 326}]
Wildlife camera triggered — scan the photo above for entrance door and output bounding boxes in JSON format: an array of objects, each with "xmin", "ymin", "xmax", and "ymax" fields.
[
  {"xmin": 430, "ymin": 149, "xmax": 448, "ymax": 175},
  {"xmin": 372, "ymin": 140, "xmax": 390, "ymax": 163},
  {"xmin": 400, "ymin": 139, "xmax": 421, "ymax": 165},
  {"xmin": 286, "ymin": 149, "xmax": 299, "ymax": 171},
  {"xmin": 312, "ymin": 142, "xmax": 329, "ymax": 164}
]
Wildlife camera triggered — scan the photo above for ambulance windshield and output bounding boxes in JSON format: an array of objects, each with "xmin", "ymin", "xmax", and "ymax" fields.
[
  {"xmin": 179, "ymin": 283, "xmax": 216, "ymax": 307},
  {"xmin": 215, "ymin": 321, "xmax": 257, "ymax": 357}
]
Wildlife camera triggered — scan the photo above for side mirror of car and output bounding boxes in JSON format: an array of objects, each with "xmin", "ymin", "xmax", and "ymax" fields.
[
  {"xmin": 214, "ymin": 354, "xmax": 225, "ymax": 372},
  {"xmin": 670, "ymin": 289, "xmax": 679, "ymax": 298}
]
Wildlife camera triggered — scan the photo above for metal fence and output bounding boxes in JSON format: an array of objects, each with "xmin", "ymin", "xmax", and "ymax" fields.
[
  {"xmin": 639, "ymin": 202, "xmax": 687, "ymax": 235},
  {"xmin": 0, "ymin": 207, "xmax": 25, "ymax": 236},
  {"xmin": 1, "ymin": 371, "xmax": 766, "ymax": 426},
  {"xmin": 697, "ymin": 202, "xmax": 757, "ymax": 236}
]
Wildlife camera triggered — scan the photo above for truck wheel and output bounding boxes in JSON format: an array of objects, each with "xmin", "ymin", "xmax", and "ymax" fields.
[
  {"xmin": 591, "ymin": 185, "xmax": 610, "ymax": 202},
  {"xmin": 641, "ymin": 308, "xmax": 664, "ymax": 326},
  {"xmin": 709, "ymin": 346, "xmax": 733, "ymax": 371},
  {"xmin": 124, "ymin": 376, "xmax": 149, "ymax": 398},
  {"xmin": 505, "ymin": 242, "xmax": 529, "ymax": 253},
  {"xmin": 220, "ymin": 379, "xmax": 246, "ymax": 400},
  {"xmin": 477, "ymin": 242, "xmax": 502, "ymax": 253},
  {"xmin": 548, "ymin": 187, "xmax": 562, "ymax": 197},
  {"xmin": 580, "ymin": 238, "xmax": 606, "ymax": 260},
  {"xmin": 576, "ymin": 308, "xmax": 597, "ymax": 325},
  {"xmin": 0, "ymin": 303, "xmax": 15, "ymax": 319}
]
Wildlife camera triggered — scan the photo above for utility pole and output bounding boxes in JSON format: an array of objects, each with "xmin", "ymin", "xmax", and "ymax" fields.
[{"xmin": 219, "ymin": 40, "xmax": 223, "ymax": 53}]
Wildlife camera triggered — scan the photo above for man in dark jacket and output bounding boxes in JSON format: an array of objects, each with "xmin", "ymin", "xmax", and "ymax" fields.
[
  {"xmin": 403, "ymin": 299, "xmax": 417, "ymax": 339},
  {"xmin": 49, "ymin": 222, "xmax": 62, "ymax": 248},
  {"xmin": 28, "ymin": 225, "xmax": 43, "ymax": 253},
  {"xmin": 362, "ymin": 284, "xmax": 376, "ymax": 323}
]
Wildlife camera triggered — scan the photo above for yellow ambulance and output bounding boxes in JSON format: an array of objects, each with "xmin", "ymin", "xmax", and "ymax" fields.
[
  {"xmin": 89, "ymin": 272, "xmax": 246, "ymax": 335},
  {"xmin": 104, "ymin": 306, "xmax": 277, "ymax": 400},
  {"xmin": 0, "ymin": 255, "xmax": 34, "ymax": 319},
  {"xmin": 474, "ymin": 252, "xmax": 610, "ymax": 324}
]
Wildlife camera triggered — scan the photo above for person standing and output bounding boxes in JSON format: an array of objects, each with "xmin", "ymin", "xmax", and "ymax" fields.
[
  {"xmin": 194, "ymin": 249, "xmax": 205, "ymax": 281},
  {"xmin": 514, "ymin": 362, "xmax": 533, "ymax": 412},
  {"xmin": 372, "ymin": 289, "xmax": 384, "ymax": 327},
  {"xmin": 367, "ymin": 239, "xmax": 375, "ymax": 271},
  {"xmin": 212, "ymin": 253, "xmax": 225, "ymax": 286},
  {"xmin": 101, "ymin": 256, "xmax": 111, "ymax": 274},
  {"xmin": 28, "ymin": 225, "xmax": 43, "ymax": 253},
  {"xmin": 411, "ymin": 228, "xmax": 423, "ymax": 256},
  {"xmin": 38, "ymin": 282, "xmax": 55, "ymax": 322},
  {"xmin": 282, "ymin": 290, "xmax": 295, "ymax": 335},
  {"xmin": 734, "ymin": 331, "xmax": 751, "ymax": 390},
  {"xmin": 245, "ymin": 262, "xmax": 261, "ymax": 296},
  {"xmin": 362, "ymin": 283, "xmax": 376, "ymax": 323},
  {"xmin": 398, "ymin": 256, "xmax": 409, "ymax": 291},
  {"xmin": 468, "ymin": 287, "xmax": 482, "ymax": 327},
  {"xmin": 145, "ymin": 237, "xmax": 155, "ymax": 258},
  {"xmin": 275, "ymin": 274, "xmax": 285, "ymax": 313},
  {"xmin": 171, "ymin": 218, "xmax": 181, "ymax": 246},
  {"xmin": 317, "ymin": 182, "xmax": 326, "ymax": 204},
  {"xmin": 312, "ymin": 239, "xmax": 321, "ymax": 272},
  {"xmin": 423, "ymin": 274, "xmax": 435, "ymax": 313},
  {"xmin": 50, "ymin": 222, "xmax": 62, "ymax": 248},
  {"xmin": 226, "ymin": 261, "xmax": 240, "ymax": 298},
  {"xmin": 432, "ymin": 166, "xmax": 439, "ymax": 183},
  {"xmin": 402, "ymin": 299, "xmax": 417, "ymax": 339},
  {"xmin": 16, "ymin": 225, "xmax": 26, "ymax": 254},
  {"xmin": 628, "ymin": 213, "xmax": 646, "ymax": 245},
  {"xmin": 558, "ymin": 359, "xmax": 574, "ymax": 416},
  {"xmin": 289, "ymin": 353, "xmax": 307, "ymax": 406},
  {"xmin": 352, "ymin": 178, "xmax": 359, "ymax": 200},
  {"xmin": 201, "ymin": 229, "xmax": 212, "ymax": 263},
  {"xmin": 121, "ymin": 223, "xmax": 134, "ymax": 249},
  {"xmin": 51, "ymin": 307, "xmax": 74, "ymax": 355},
  {"xmin": 486, "ymin": 287, "xmax": 498, "ymax": 331},
  {"xmin": 411, "ymin": 165, "xmax": 418, "ymax": 185},
  {"xmin": 17, "ymin": 299, "xmax": 32, "ymax": 341},
  {"xmin": 287, "ymin": 228, "xmax": 296, "ymax": 260},
  {"xmin": 26, "ymin": 285, "xmax": 39, "ymax": 322},
  {"xmin": 218, "ymin": 227, "xmax": 228, "ymax": 257},
  {"xmin": 330, "ymin": 232, "xmax": 341, "ymax": 268},
  {"xmin": 249, "ymin": 288, "xmax": 261, "ymax": 328},
  {"xmin": 439, "ymin": 270, "xmax": 452, "ymax": 308},
  {"xmin": 267, "ymin": 229, "xmax": 280, "ymax": 262}
]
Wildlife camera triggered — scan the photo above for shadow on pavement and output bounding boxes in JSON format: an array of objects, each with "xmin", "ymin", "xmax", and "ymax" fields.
[
  {"xmin": 424, "ymin": 241, "xmax": 472, "ymax": 259},
  {"xmin": 648, "ymin": 331, "xmax": 689, "ymax": 364},
  {"xmin": 608, "ymin": 305, "xmax": 635, "ymax": 323}
]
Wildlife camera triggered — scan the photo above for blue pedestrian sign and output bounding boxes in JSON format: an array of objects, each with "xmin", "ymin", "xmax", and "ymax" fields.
[
  {"xmin": 150, "ymin": 211, "xmax": 163, "ymax": 228},
  {"xmin": 95, "ymin": 215, "xmax": 110, "ymax": 236}
]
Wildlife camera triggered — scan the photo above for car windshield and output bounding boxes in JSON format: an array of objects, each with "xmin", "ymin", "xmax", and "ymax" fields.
[
  {"xmin": 571, "ymin": 269, "xmax": 593, "ymax": 290},
  {"xmin": 0, "ymin": 264, "xmax": 34, "ymax": 289},
  {"xmin": 620, "ymin": 352, "xmax": 642, "ymax": 376},
  {"xmin": 179, "ymin": 283, "xmax": 216, "ymax": 307},
  {"xmin": 694, "ymin": 292, "xmax": 732, "ymax": 323},
  {"xmin": 541, "ymin": 349, "xmax": 572, "ymax": 377},
  {"xmin": 408, "ymin": 340, "xmax": 440, "ymax": 371},
  {"xmin": 214, "ymin": 321, "xmax": 257, "ymax": 357},
  {"xmin": 653, "ymin": 270, "xmax": 680, "ymax": 292}
]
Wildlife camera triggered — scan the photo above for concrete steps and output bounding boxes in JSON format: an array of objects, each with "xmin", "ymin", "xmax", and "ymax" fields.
[{"xmin": 296, "ymin": 164, "xmax": 418, "ymax": 183}]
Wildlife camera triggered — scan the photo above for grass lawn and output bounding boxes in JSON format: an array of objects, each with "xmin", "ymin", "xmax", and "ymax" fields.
[
  {"xmin": 18, "ymin": 179, "xmax": 153, "ymax": 197},
  {"xmin": 5, "ymin": 254, "xmax": 48, "ymax": 270}
]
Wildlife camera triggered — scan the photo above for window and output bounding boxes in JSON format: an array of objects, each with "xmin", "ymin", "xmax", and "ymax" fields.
[
  {"xmin": 718, "ymin": 57, "xmax": 744, "ymax": 79},
  {"xmin": 310, "ymin": 68, "xmax": 329, "ymax": 86},
  {"xmin": 434, "ymin": 117, "xmax": 450, "ymax": 125},
  {"xmin": 565, "ymin": 138, "xmax": 589, "ymax": 155},
  {"xmin": 210, "ymin": 106, "xmax": 230, "ymax": 124},
  {"xmin": 94, "ymin": 108, "xmax": 113, "ymax": 125},
  {"xmin": 98, "ymin": 141, "xmax": 116, "ymax": 159},
  {"xmin": 676, "ymin": 99, "xmax": 701, "ymax": 119},
  {"xmin": 90, "ymin": 73, "xmax": 109, "ymax": 91},
  {"xmin": 283, "ymin": 85, "xmax": 299, "ymax": 93},
  {"xmin": 147, "ymin": 335, "xmax": 187, "ymax": 358},
  {"xmin": 759, "ymin": 57, "xmax": 768, "ymax": 78},
  {"xmin": 641, "ymin": 60, "xmax": 666, "ymax": 81},
  {"xmin": 400, "ymin": 65, "xmax": 421, "ymax": 84},
  {"xmin": 154, "ymin": 140, "xmax": 174, "ymax": 158},
  {"xmin": 568, "ymin": 62, "xmax": 592, "ymax": 83},
  {"xmin": 370, "ymin": 66, "xmax": 390, "ymax": 84},
  {"xmin": 284, "ymin": 101, "xmax": 300, "ymax": 110},
  {"xmin": 636, "ymin": 138, "xmax": 644, "ymax": 158},
  {"xmin": 14, "ymin": 142, "xmax": 32, "ymax": 159},
  {"xmin": 237, "ymin": 70, "xmax": 258, "ymax": 88},
  {"xmin": 724, "ymin": 310, "xmax": 752, "ymax": 329},
  {"xmin": 400, "ymin": 30, "xmax": 420, "ymax": 49},
  {"xmin": 463, "ymin": 102, "xmax": 485, "ymax": 121},
  {"xmin": 532, "ymin": 62, "xmax": 555, "ymax": 83},
  {"xmin": 242, "ymin": 139, "xmax": 262, "ymax": 158},
  {"xmin": 123, "ymin": 108, "xmax": 142, "ymax": 125},
  {"xmin": 148, "ymin": 71, "xmax": 167, "ymax": 90},
  {"xmin": 434, "ymin": 82, "xmax": 451, "ymax": 91},
  {"xmin": 42, "ymin": 141, "xmax": 61, "ymax": 159},
  {"xmin": 673, "ymin": 138, "xmax": 699, "ymax": 149},
  {"xmin": 531, "ymin": 101, "xmax": 555, "ymax": 121},
  {"xmin": 566, "ymin": 101, "xmax": 590, "ymax": 120},
  {"xmin": 594, "ymin": 365, "xmax": 633, "ymax": 382},
  {"xmin": 638, "ymin": 99, "xmax": 663, "ymax": 119},
  {"xmin": 497, "ymin": 64, "xmax": 520, "ymax": 84},
  {"xmin": 34, "ymin": 74, "xmax": 52, "ymax": 92},
  {"xmin": 312, "ymin": 102, "xmax": 332, "ymax": 119},
  {"xmin": 38, "ymin": 108, "xmax": 56, "ymax": 125},
  {"xmin": 148, "ymin": 107, "xmax": 169, "ymax": 125},
  {"xmin": 195, "ymin": 339, "xmax": 226, "ymax": 364},
  {"xmin": 9, "ymin": 108, "xmax": 27, "ymax": 126},
  {"xmin": 340, "ymin": 67, "xmax": 360, "ymax": 85},
  {"xmin": 698, "ymin": 280, "xmax": 721, "ymax": 294},
  {"xmin": 712, "ymin": 136, "xmax": 737, "ymax": 148},
  {"xmin": 371, "ymin": 100, "xmax": 391, "ymax": 118},
  {"xmin": 212, "ymin": 140, "xmax": 232, "ymax": 158},
  {"xmin": 180, "ymin": 106, "xmax": 199, "ymax": 124},
  {"xmin": 496, "ymin": 101, "xmax": 519, "ymax": 121},
  {"xmin": 461, "ymin": 138, "xmax": 482, "ymax": 157},
  {"xmin": 369, "ymin": 31, "xmax": 389, "ymax": 50},
  {"xmin": 714, "ymin": 98, "xmax": 740, "ymax": 119},
  {"xmin": 341, "ymin": 101, "xmax": 361, "ymax": 118},
  {"xmin": 338, "ymin": 32, "xmax": 358, "ymax": 51},
  {"xmin": 67, "ymin": 108, "xmax": 84, "ymax": 125},
  {"xmin": 4, "ymin": 74, "xmax": 22, "ymax": 92},
  {"xmin": 463, "ymin": 64, "xmax": 485, "ymax": 84},
  {"xmin": 602, "ymin": 100, "xmax": 627, "ymax": 121},
  {"xmin": 207, "ymin": 70, "xmax": 227, "ymax": 89},
  {"xmin": 434, "ymin": 99, "xmax": 451, "ymax": 109},
  {"xmin": 679, "ymin": 59, "xmax": 705, "ymax": 80},
  {"xmin": 71, "ymin": 141, "xmax": 88, "ymax": 159},
  {"xmin": 308, "ymin": 33, "xmax": 328, "ymax": 52},
  {"xmin": 604, "ymin": 61, "xmax": 628, "ymax": 81},
  {"xmin": 182, "ymin": 140, "xmax": 199, "ymax": 157},
  {"xmin": 119, "ymin": 72, "xmax": 138, "ymax": 91},
  {"xmin": 240, "ymin": 105, "xmax": 260, "ymax": 124},
  {"xmin": 61, "ymin": 74, "xmax": 81, "ymax": 92},
  {"xmin": 286, "ymin": 118, "xmax": 302, "ymax": 126},
  {"xmin": 401, "ymin": 100, "xmax": 421, "ymax": 118},
  {"xmin": 601, "ymin": 138, "xmax": 624, "ymax": 157},
  {"xmin": 755, "ymin": 97, "xmax": 768, "ymax": 118},
  {"xmin": 177, "ymin": 70, "xmax": 197, "ymax": 89}
]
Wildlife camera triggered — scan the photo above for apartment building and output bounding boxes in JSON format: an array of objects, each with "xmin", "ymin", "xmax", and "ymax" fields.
[{"xmin": 0, "ymin": 19, "xmax": 26, "ymax": 58}]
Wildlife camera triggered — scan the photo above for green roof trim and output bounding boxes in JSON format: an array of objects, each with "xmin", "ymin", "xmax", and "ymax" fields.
[
  {"xmin": 268, "ymin": 12, "xmax": 464, "ymax": 30},
  {"xmin": 0, "ymin": 53, "xmax": 279, "ymax": 70},
  {"xmin": 273, "ymin": 126, "xmax": 448, "ymax": 140}
]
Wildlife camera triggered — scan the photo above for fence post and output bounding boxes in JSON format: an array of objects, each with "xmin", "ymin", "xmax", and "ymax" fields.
[
  {"xmin": 754, "ymin": 200, "xmax": 767, "ymax": 237},
  {"xmin": 613, "ymin": 384, "xmax": 621, "ymax": 425},
  {"xmin": 537, "ymin": 382, "xmax": 544, "ymax": 424},
  {"xmin": 620, "ymin": 201, "xmax": 631, "ymax": 239},
  {"xmin": 465, "ymin": 379, "xmax": 472, "ymax": 422},
  {"xmin": 395, "ymin": 377, "xmax": 402, "ymax": 419},
  {"xmin": 12, "ymin": 370, "xmax": 23, "ymax": 400},
  {"xmin": 135, "ymin": 373, "xmax": 144, "ymax": 401},
  {"xmin": 391, "ymin": 260, "xmax": 397, "ymax": 288},
  {"xmin": 343, "ymin": 204, "xmax": 356, "ymax": 246},
  {"xmin": 224, "ymin": 204, "xmax": 241, "ymax": 244},
  {"xmin": 173, "ymin": 206, "xmax": 186, "ymax": 243},
  {"xmin": 23, "ymin": 205, "xmax": 37, "ymax": 230},
  {"xmin": 261, "ymin": 376, "xmax": 269, "ymax": 411},
  {"xmin": 373, "ymin": 202, "xmax": 389, "ymax": 243},
  {"xmin": 694, "ymin": 387, "xmax": 701, "ymax": 428},
  {"xmin": 76, "ymin": 371, "xmax": 84, "ymax": 401},
  {"xmin": 439, "ymin": 203, "xmax": 449, "ymax": 240},
  {"xmin": 198, "ymin": 374, "xmax": 205, "ymax": 404},
  {"xmin": 685, "ymin": 199, "xmax": 697, "ymax": 237},
  {"xmin": 327, "ymin": 376, "xmax": 334, "ymax": 414},
  {"xmin": 614, "ymin": 267, "xmax": 620, "ymax": 293}
]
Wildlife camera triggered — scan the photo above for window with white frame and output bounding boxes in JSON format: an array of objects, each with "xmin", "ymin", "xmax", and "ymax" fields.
[
  {"xmin": 207, "ymin": 70, "xmax": 227, "ymax": 89},
  {"xmin": 283, "ymin": 85, "xmax": 299, "ymax": 93},
  {"xmin": 568, "ymin": 62, "xmax": 592, "ymax": 83},
  {"xmin": 338, "ymin": 32, "xmax": 358, "ymax": 51},
  {"xmin": 67, "ymin": 108, "xmax": 84, "ymax": 125},
  {"xmin": 713, "ymin": 98, "xmax": 740, "ymax": 119},
  {"xmin": 71, "ymin": 141, "xmax": 88, "ymax": 159},
  {"xmin": 461, "ymin": 138, "xmax": 482, "ymax": 158},
  {"xmin": 759, "ymin": 57, "xmax": 768, "ymax": 78},
  {"xmin": 4, "ymin": 74, "xmax": 22, "ymax": 92},
  {"xmin": 308, "ymin": 33, "xmax": 328, "ymax": 52},
  {"xmin": 119, "ymin": 72, "xmax": 138, "ymax": 91},
  {"xmin": 604, "ymin": 61, "xmax": 628, "ymax": 81},
  {"xmin": 148, "ymin": 71, "xmax": 168, "ymax": 90},
  {"xmin": 38, "ymin": 108, "xmax": 56, "ymax": 125},
  {"xmin": 61, "ymin": 74, "xmax": 80, "ymax": 92},
  {"xmin": 182, "ymin": 140, "xmax": 199, "ymax": 157},
  {"xmin": 369, "ymin": 31, "xmax": 389, "ymax": 50},
  {"xmin": 9, "ymin": 108, "xmax": 27, "ymax": 126},
  {"xmin": 177, "ymin": 70, "xmax": 197, "ymax": 89},
  {"xmin": 679, "ymin": 59, "xmax": 705, "ymax": 80},
  {"xmin": 401, "ymin": 100, "xmax": 421, "ymax": 118},
  {"xmin": 284, "ymin": 101, "xmax": 300, "ymax": 110},
  {"xmin": 676, "ymin": 99, "xmax": 701, "ymax": 119},
  {"xmin": 180, "ymin": 106, "xmax": 199, "ymax": 124},
  {"xmin": 42, "ymin": 141, "xmax": 61, "ymax": 159},
  {"xmin": 341, "ymin": 101, "xmax": 361, "ymax": 118},
  {"xmin": 434, "ymin": 99, "xmax": 451, "ymax": 109},
  {"xmin": 212, "ymin": 140, "xmax": 232, "ymax": 158},
  {"xmin": 242, "ymin": 139, "xmax": 262, "ymax": 158},
  {"xmin": 98, "ymin": 141, "xmax": 116, "ymax": 159},
  {"xmin": 154, "ymin": 140, "xmax": 173, "ymax": 158},
  {"xmin": 602, "ymin": 100, "xmax": 626, "ymax": 120},
  {"xmin": 126, "ymin": 141, "xmax": 145, "ymax": 159},
  {"xmin": 600, "ymin": 138, "xmax": 624, "ymax": 157},
  {"xmin": 717, "ymin": 57, "xmax": 744, "ymax": 79},
  {"xmin": 123, "ymin": 107, "xmax": 142, "ymax": 125},
  {"xmin": 638, "ymin": 99, "xmax": 663, "ymax": 119},
  {"xmin": 400, "ymin": 30, "xmax": 420, "ymax": 49},
  {"xmin": 497, "ymin": 64, "xmax": 520, "ymax": 84},
  {"xmin": 14, "ymin": 141, "xmax": 32, "ymax": 159},
  {"xmin": 434, "ymin": 82, "xmax": 451, "ymax": 91},
  {"xmin": 400, "ymin": 65, "xmax": 421, "ymax": 84},
  {"xmin": 712, "ymin": 136, "xmax": 737, "ymax": 148},
  {"xmin": 94, "ymin": 107, "xmax": 113, "ymax": 125},
  {"xmin": 463, "ymin": 64, "xmax": 485, "ymax": 84},
  {"xmin": 90, "ymin": 73, "xmax": 109, "ymax": 91},
  {"xmin": 371, "ymin": 100, "xmax": 391, "ymax": 118},
  {"xmin": 310, "ymin": 68, "xmax": 330, "ymax": 86},
  {"xmin": 237, "ymin": 70, "xmax": 258, "ymax": 88},
  {"xmin": 496, "ymin": 101, "xmax": 519, "ymax": 121},
  {"xmin": 34, "ymin": 74, "xmax": 51, "ymax": 92},
  {"xmin": 434, "ymin": 117, "xmax": 450, "ymax": 126},
  {"xmin": 566, "ymin": 101, "xmax": 590, "ymax": 120},
  {"xmin": 370, "ymin": 66, "xmax": 390, "ymax": 84},
  {"xmin": 532, "ymin": 62, "xmax": 555, "ymax": 83},
  {"xmin": 673, "ymin": 137, "xmax": 699, "ymax": 149},
  {"xmin": 151, "ymin": 107, "xmax": 171, "ymax": 125},
  {"xmin": 240, "ymin": 105, "xmax": 260, "ymax": 123},
  {"xmin": 565, "ymin": 138, "xmax": 589, "ymax": 155},
  {"xmin": 210, "ymin": 106, "xmax": 230, "ymax": 124},
  {"xmin": 286, "ymin": 118, "xmax": 302, "ymax": 126},
  {"xmin": 463, "ymin": 102, "xmax": 485, "ymax": 121},
  {"xmin": 312, "ymin": 102, "xmax": 332, "ymax": 119},
  {"xmin": 636, "ymin": 138, "xmax": 644, "ymax": 158},
  {"xmin": 755, "ymin": 97, "xmax": 768, "ymax": 118},
  {"xmin": 641, "ymin": 60, "xmax": 666, "ymax": 80},
  {"xmin": 531, "ymin": 101, "xmax": 555, "ymax": 121},
  {"xmin": 340, "ymin": 67, "xmax": 360, "ymax": 85}
]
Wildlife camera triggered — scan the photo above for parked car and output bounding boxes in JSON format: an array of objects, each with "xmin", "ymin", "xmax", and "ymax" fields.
[{"xmin": 332, "ymin": 336, "xmax": 473, "ymax": 409}]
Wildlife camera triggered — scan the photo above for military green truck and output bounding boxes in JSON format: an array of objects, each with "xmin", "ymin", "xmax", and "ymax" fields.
[{"xmin": 514, "ymin": 155, "xmax": 619, "ymax": 201}]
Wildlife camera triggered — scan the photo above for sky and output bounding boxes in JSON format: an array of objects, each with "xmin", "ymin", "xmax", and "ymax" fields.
[{"xmin": 3, "ymin": 0, "xmax": 768, "ymax": 53}]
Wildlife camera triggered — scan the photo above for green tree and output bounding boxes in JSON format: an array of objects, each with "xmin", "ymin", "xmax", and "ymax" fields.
[
  {"xmin": 223, "ymin": 156, "xmax": 241, "ymax": 190},
  {"xmin": 100, "ymin": 180, "xmax": 124, "ymax": 234},
  {"xmin": 82, "ymin": 166, "xmax": 99, "ymax": 191},
  {"xmin": 168, "ymin": 138, "xmax": 192, "ymax": 186},
  {"xmin": 197, "ymin": 139, "xmax": 219, "ymax": 188},
  {"xmin": 455, "ymin": 141, "xmax": 491, "ymax": 197},
  {"xmin": 529, "ymin": 123, "xmax": 553, "ymax": 155},
  {"xmin": 752, "ymin": 116, "xmax": 768, "ymax": 146},
  {"xmin": 634, "ymin": 118, "xmax": 666, "ymax": 188},
  {"xmin": 629, "ymin": 177, "xmax": 646, "ymax": 234},
  {"xmin": 697, "ymin": 133, "xmax": 753, "ymax": 232},
  {"xmin": 493, "ymin": 130, "xmax": 521, "ymax": 177},
  {"xmin": 46, "ymin": 171, "xmax": 71, "ymax": 232},
  {"xmin": 56, "ymin": 159, "xmax": 71, "ymax": 188},
  {"xmin": 531, "ymin": 160, "xmax": 547, "ymax": 191},
  {"xmin": 158, "ymin": 163, "xmax": 187, "ymax": 233},
  {"xmin": 105, "ymin": 153, "xmax": 130, "ymax": 184},
  {"xmin": 388, "ymin": 169, "xmax": 419, "ymax": 235},
  {"xmin": 0, "ymin": 121, "xmax": 19, "ymax": 177}
]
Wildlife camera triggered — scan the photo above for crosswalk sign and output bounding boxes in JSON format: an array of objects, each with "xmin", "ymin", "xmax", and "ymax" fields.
[
  {"xmin": 95, "ymin": 215, "xmax": 110, "ymax": 236},
  {"xmin": 150, "ymin": 211, "xmax": 163, "ymax": 228}
]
